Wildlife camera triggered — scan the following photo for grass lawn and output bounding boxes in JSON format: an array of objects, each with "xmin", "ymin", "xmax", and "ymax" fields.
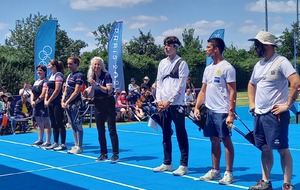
[{"xmin": 237, "ymin": 91, "xmax": 248, "ymax": 106}]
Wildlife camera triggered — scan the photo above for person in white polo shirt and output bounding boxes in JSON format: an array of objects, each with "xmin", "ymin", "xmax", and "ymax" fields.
[{"xmin": 248, "ymin": 31, "xmax": 300, "ymax": 190}]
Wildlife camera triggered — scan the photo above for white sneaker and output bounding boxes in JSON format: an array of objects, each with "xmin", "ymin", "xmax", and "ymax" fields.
[
  {"xmin": 53, "ymin": 144, "xmax": 67, "ymax": 151},
  {"xmin": 199, "ymin": 169, "xmax": 221, "ymax": 181},
  {"xmin": 153, "ymin": 164, "xmax": 173, "ymax": 172},
  {"xmin": 45, "ymin": 142, "xmax": 59, "ymax": 150},
  {"xmin": 219, "ymin": 171, "xmax": 234, "ymax": 185},
  {"xmin": 72, "ymin": 147, "xmax": 83, "ymax": 154},
  {"xmin": 68, "ymin": 146, "xmax": 81, "ymax": 154},
  {"xmin": 172, "ymin": 165, "xmax": 189, "ymax": 176}
]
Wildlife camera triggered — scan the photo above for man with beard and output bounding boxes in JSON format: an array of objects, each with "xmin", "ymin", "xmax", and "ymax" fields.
[{"xmin": 248, "ymin": 31, "xmax": 300, "ymax": 190}]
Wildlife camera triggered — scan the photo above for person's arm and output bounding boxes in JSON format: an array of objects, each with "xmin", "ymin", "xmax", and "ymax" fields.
[
  {"xmin": 64, "ymin": 84, "xmax": 81, "ymax": 105},
  {"xmin": 272, "ymin": 72, "xmax": 300, "ymax": 115},
  {"xmin": 194, "ymin": 83, "xmax": 206, "ymax": 120},
  {"xmin": 226, "ymin": 82, "xmax": 237, "ymax": 124},
  {"xmin": 247, "ymin": 82, "xmax": 256, "ymax": 111}
]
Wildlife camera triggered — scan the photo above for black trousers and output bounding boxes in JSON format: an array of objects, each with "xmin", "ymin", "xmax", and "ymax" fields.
[
  {"xmin": 159, "ymin": 105, "xmax": 189, "ymax": 166},
  {"xmin": 94, "ymin": 96, "xmax": 119, "ymax": 155},
  {"xmin": 48, "ymin": 102, "xmax": 66, "ymax": 144}
]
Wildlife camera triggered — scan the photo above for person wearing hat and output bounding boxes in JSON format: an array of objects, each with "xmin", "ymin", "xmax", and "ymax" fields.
[
  {"xmin": 140, "ymin": 76, "xmax": 151, "ymax": 92},
  {"xmin": 152, "ymin": 36, "xmax": 189, "ymax": 176},
  {"xmin": 128, "ymin": 77, "xmax": 140, "ymax": 93},
  {"xmin": 247, "ymin": 31, "xmax": 300, "ymax": 190},
  {"xmin": 116, "ymin": 90, "xmax": 132, "ymax": 122}
]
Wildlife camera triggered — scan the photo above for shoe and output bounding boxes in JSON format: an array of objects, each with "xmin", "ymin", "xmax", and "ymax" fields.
[
  {"xmin": 32, "ymin": 141, "xmax": 43, "ymax": 147},
  {"xmin": 172, "ymin": 165, "xmax": 189, "ymax": 176},
  {"xmin": 219, "ymin": 171, "xmax": 234, "ymax": 185},
  {"xmin": 96, "ymin": 154, "xmax": 108, "ymax": 161},
  {"xmin": 71, "ymin": 147, "xmax": 83, "ymax": 154},
  {"xmin": 153, "ymin": 164, "xmax": 174, "ymax": 172},
  {"xmin": 68, "ymin": 146, "xmax": 80, "ymax": 154},
  {"xmin": 40, "ymin": 142, "xmax": 52, "ymax": 149},
  {"xmin": 282, "ymin": 183, "xmax": 294, "ymax": 190},
  {"xmin": 199, "ymin": 169, "xmax": 221, "ymax": 181},
  {"xmin": 53, "ymin": 144, "xmax": 67, "ymax": 151},
  {"xmin": 45, "ymin": 142, "xmax": 59, "ymax": 150},
  {"xmin": 110, "ymin": 154, "xmax": 119, "ymax": 163},
  {"xmin": 248, "ymin": 180, "xmax": 272, "ymax": 190}
]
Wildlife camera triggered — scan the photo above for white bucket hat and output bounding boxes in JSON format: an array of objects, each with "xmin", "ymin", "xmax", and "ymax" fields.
[{"xmin": 248, "ymin": 31, "xmax": 277, "ymax": 46}]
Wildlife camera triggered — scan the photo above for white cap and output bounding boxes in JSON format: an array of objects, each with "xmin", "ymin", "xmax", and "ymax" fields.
[
  {"xmin": 248, "ymin": 31, "xmax": 277, "ymax": 46},
  {"xmin": 143, "ymin": 76, "xmax": 150, "ymax": 80}
]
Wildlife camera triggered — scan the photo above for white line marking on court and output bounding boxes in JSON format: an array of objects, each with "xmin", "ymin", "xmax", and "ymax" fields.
[
  {"xmin": 0, "ymin": 152, "xmax": 145, "ymax": 190},
  {"xmin": 1, "ymin": 127, "xmax": 300, "ymax": 190},
  {"xmin": 118, "ymin": 129, "xmax": 300, "ymax": 151}
]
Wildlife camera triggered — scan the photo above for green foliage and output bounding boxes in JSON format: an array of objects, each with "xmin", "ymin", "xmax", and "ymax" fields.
[
  {"xmin": 123, "ymin": 53, "xmax": 159, "ymax": 87},
  {"xmin": 92, "ymin": 22, "xmax": 114, "ymax": 51},
  {"xmin": 0, "ymin": 13, "xmax": 88, "ymax": 94},
  {"xmin": 1, "ymin": 16, "xmax": 300, "ymax": 95}
]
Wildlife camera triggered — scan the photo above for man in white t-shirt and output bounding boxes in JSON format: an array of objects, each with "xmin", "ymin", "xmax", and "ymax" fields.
[
  {"xmin": 194, "ymin": 37, "xmax": 236, "ymax": 185},
  {"xmin": 248, "ymin": 31, "xmax": 300, "ymax": 190}
]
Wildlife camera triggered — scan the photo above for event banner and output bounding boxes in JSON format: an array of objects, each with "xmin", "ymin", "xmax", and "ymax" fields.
[
  {"xmin": 206, "ymin": 29, "xmax": 225, "ymax": 66},
  {"xmin": 34, "ymin": 20, "xmax": 57, "ymax": 80},
  {"xmin": 108, "ymin": 21, "xmax": 124, "ymax": 92}
]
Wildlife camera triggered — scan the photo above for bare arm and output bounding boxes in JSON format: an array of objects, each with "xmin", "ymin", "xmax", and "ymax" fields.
[
  {"xmin": 247, "ymin": 82, "xmax": 256, "ymax": 110},
  {"xmin": 194, "ymin": 83, "xmax": 206, "ymax": 120}
]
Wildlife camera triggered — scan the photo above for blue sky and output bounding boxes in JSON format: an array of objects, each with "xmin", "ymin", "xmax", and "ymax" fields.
[{"xmin": 0, "ymin": 0, "xmax": 298, "ymax": 52}]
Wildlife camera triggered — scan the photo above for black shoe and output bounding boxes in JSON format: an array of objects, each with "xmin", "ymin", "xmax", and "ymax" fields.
[
  {"xmin": 96, "ymin": 154, "xmax": 108, "ymax": 162},
  {"xmin": 110, "ymin": 154, "xmax": 119, "ymax": 163}
]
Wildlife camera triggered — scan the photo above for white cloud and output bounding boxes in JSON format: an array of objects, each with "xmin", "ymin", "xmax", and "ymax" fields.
[
  {"xmin": 239, "ymin": 20, "xmax": 262, "ymax": 34},
  {"xmin": 71, "ymin": 22, "xmax": 95, "ymax": 38},
  {"xmin": 0, "ymin": 23, "xmax": 8, "ymax": 30},
  {"xmin": 158, "ymin": 19, "xmax": 229, "ymax": 40},
  {"xmin": 129, "ymin": 15, "xmax": 168, "ymax": 29},
  {"xmin": 71, "ymin": 22, "xmax": 90, "ymax": 32},
  {"xmin": 246, "ymin": 0, "xmax": 296, "ymax": 13},
  {"xmin": 271, "ymin": 23, "xmax": 289, "ymax": 31},
  {"xmin": 68, "ymin": 0, "xmax": 152, "ymax": 10}
]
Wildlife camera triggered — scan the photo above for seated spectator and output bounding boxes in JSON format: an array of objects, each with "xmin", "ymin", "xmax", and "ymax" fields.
[
  {"xmin": 140, "ymin": 76, "xmax": 151, "ymax": 90},
  {"xmin": 185, "ymin": 88, "xmax": 196, "ymax": 115},
  {"xmin": 10, "ymin": 94, "xmax": 32, "ymax": 132},
  {"xmin": 114, "ymin": 90, "xmax": 120, "ymax": 102},
  {"xmin": 186, "ymin": 77, "xmax": 196, "ymax": 98},
  {"xmin": 127, "ymin": 89, "xmax": 140, "ymax": 106},
  {"xmin": 128, "ymin": 78, "xmax": 140, "ymax": 93},
  {"xmin": 1, "ymin": 92, "xmax": 15, "ymax": 117},
  {"xmin": 139, "ymin": 88, "xmax": 157, "ymax": 116},
  {"xmin": 115, "ymin": 90, "xmax": 132, "ymax": 122}
]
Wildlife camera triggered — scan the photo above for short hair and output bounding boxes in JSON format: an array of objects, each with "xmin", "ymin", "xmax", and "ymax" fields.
[
  {"xmin": 163, "ymin": 36, "xmax": 181, "ymax": 47},
  {"xmin": 207, "ymin": 38, "xmax": 226, "ymax": 53}
]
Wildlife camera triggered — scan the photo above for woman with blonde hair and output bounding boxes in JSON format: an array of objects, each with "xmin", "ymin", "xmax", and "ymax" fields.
[{"xmin": 87, "ymin": 56, "xmax": 119, "ymax": 162}]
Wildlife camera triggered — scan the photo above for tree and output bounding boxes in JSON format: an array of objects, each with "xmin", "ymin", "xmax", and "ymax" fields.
[
  {"xmin": 92, "ymin": 23, "xmax": 114, "ymax": 52},
  {"xmin": 179, "ymin": 28, "xmax": 205, "ymax": 87},
  {"xmin": 125, "ymin": 29, "xmax": 164, "ymax": 60},
  {"xmin": 1, "ymin": 13, "xmax": 88, "ymax": 93}
]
